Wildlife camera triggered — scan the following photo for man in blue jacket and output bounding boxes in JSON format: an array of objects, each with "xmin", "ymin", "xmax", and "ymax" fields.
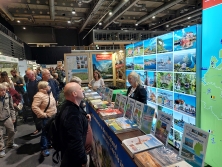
[{"xmin": 41, "ymin": 69, "xmax": 60, "ymax": 102}]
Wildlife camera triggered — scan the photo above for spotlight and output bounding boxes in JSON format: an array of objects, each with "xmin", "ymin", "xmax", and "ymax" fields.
[
  {"xmin": 17, "ymin": 20, "xmax": 20, "ymax": 23},
  {"xmin": 72, "ymin": 9, "xmax": 76, "ymax": 14},
  {"xmin": 152, "ymin": 16, "xmax": 155, "ymax": 19},
  {"xmin": 99, "ymin": 22, "xmax": 102, "ymax": 25},
  {"xmin": 67, "ymin": 21, "xmax": 71, "ymax": 24},
  {"xmin": 109, "ymin": 11, "xmax": 112, "ymax": 15},
  {"xmin": 135, "ymin": 23, "xmax": 138, "ymax": 26},
  {"xmin": 23, "ymin": 27, "xmax": 26, "ymax": 29}
]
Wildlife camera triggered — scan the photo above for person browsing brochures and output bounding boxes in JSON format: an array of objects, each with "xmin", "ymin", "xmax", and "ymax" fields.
[
  {"xmin": 88, "ymin": 70, "xmax": 105, "ymax": 90},
  {"xmin": 127, "ymin": 71, "xmax": 147, "ymax": 104}
]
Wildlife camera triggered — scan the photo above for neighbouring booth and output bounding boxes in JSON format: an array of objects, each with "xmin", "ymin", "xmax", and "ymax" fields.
[
  {"xmin": 0, "ymin": 54, "xmax": 19, "ymax": 77},
  {"xmin": 18, "ymin": 59, "xmax": 37, "ymax": 76}
]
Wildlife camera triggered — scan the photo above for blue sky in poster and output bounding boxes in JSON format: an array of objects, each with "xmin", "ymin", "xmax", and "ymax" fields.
[
  {"xmin": 174, "ymin": 92, "xmax": 196, "ymax": 107},
  {"xmin": 157, "ymin": 89, "xmax": 173, "ymax": 101},
  {"xmin": 92, "ymin": 54, "xmax": 112, "ymax": 74},
  {"xmin": 173, "ymin": 111, "xmax": 195, "ymax": 126},
  {"xmin": 126, "ymin": 44, "xmax": 134, "ymax": 57},
  {"xmin": 134, "ymin": 41, "xmax": 144, "ymax": 56},
  {"xmin": 144, "ymin": 38, "xmax": 156, "ymax": 52},
  {"xmin": 158, "ymin": 106, "xmax": 173, "ymax": 116},
  {"xmin": 156, "ymin": 52, "xmax": 173, "ymax": 71},
  {"xmin": 135, "ymin": 70, "xmax": 145, "ymax": 83},
  {"xmin": 71, "ymin": 69, "xmax": 88, "ymax": 73},
  {"xmin": 134, "ymin": 56, "xmax": 144, "ymax": 64},
  {"xmin": 174, "ymin": 25, "xmax": 197, "ymax": 51},
  {"xmin": 126, "ymin": 57, "xmax": 134, "ymax": 70},
  {"xmin": 144, "ymin": 55, "xmax": 156, "ymax": 70},
  {"xmin": 157, "ymin": 32, "xmax": 173, "ymax": 53}
]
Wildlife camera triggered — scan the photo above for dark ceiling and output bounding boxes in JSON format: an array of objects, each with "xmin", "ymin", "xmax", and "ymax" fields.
[{"xmin": 0, "ymin": 0, "xmax": 202, "ymax": 32}]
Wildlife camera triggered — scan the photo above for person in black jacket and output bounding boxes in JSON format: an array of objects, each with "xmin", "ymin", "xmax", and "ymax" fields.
[
  {"xmin": 59, "ymin": 82, "xmax": 88, "ymax": 167},
  {"xmin": 127, "ymin": 71, "xmax": 147, "ymax": 104}
]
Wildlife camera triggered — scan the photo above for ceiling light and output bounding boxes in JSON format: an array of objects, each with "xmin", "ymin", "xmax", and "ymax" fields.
[
  {"xmin": 135, "ymin": 23, "xmax": 138, "ymax": 26},
  {"xmin": 99, "ymin": 22, "xmax": 102, "ymax": 25},
  {"xmin": 119, "ymin": 50, "xmax": 123, "ymax": 53},
  {"xmin": 166, "ymin": 25, "xmax": 169, "ymax": 27},
  {"xmin": 72, "ymin": 9, "xmax": 76, "ymax": 14},
  {"xmin": 152, "ymin": 16, "xmax": 155, "ymax": 19},
  {"xmin": 188, "ymin": 17, "xmax": 191, "ymax": 19},
  {"xmin": 23, "ymin": 27, "xmax": 26, "ymax": 29},
  {"xmin": 67, "ymin": 21, "xmax": 71, "ymax": 24},
  {"xmin": 0, "ymin": 52, "xmax": 2, "ymax": 54},
  {"xmin": 109, "ymin": 11, "xmax": 112, "ymax": 15},
  {"xmin": 17, "ymin": 20, "xmax": 20, "ymax": 23}
]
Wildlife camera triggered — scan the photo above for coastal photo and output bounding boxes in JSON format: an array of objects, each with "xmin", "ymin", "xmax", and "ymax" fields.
[
  {"xmin": 126, "ymin": 44, "xmax": 134, "ymax": 57},
  {"xmin": 133, "ymin": 41, "xmax": 144, "ymax": 56},
  {"xmin": 174, "ymin": 49, "xmax": 196, "ymax": 72},
  {"xmin": 144, "ymin": 55, "xmax": 156, "ymax": 71},
  {"xmin": 174, "ymin": 25, "xmax": 197, "ymax": 51},
  {"xmin": 158, "ymin": 105, "xmax": 173, "ymax": 117},
  {"xmin": 173, "ymin": 130, "xmax": 183, "ymax": 149},
  {"xmin": 157, "ymin": 89, "xmax": 173, "ymax": 109},
  {"xmin": 174, "ymin": 73, "xmax": 196, "ymax": 96},
  {"xmin": 126, "ymin": 57, "xmax": 134, "ymax": 70},
  {"xmin": 135, "ymin": 70, "xmax": 145, "ymax": 85},
  {"xmin": 144, "ymin": 71, "xmax": 156, "ymax": 87},
  {"xmin": 174, "ymin": 92, "xmax": 196, "ymax": 117},
  {"xmin": 144, "ymin": 37, "xmax": 157, "ymax": 55},
  {"xmin": 156, "ymin": 72, "xmax": 173, "ymax": 91},
  {"xmin": 173, "ymin": 111, "xmax": 195, "ymax": 133},
  {"xmin": 157, "ymin": 32, "xmax": 173, "ymax": 53},
  {"xmin": 156, "ymin": 52, "xmax": 173, "ymax": 71},
  {"xmin": 134, "ymin": 56, "xmax": 144, "ymax": 70},
  {"xmin": 146, "ymin": 86, "xmax": 156, "ymax": 103}
]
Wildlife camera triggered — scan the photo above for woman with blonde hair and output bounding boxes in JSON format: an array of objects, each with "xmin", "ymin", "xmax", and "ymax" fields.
[
  {"xmin": 32, "ymin": 81, "xmax": 57, "ymax": 157},
  {"xmin": 127, "ymin": 71, "xmax": 147, "ymax": 104}
]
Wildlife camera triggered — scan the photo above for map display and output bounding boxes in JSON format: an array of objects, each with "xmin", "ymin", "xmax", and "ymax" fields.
[{"xmin": 200, "ymin": 2, "xmax": 222, "ymax": 166}]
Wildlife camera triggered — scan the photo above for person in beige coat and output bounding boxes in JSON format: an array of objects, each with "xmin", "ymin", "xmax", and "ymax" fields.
[{"xmin": 32, "ymin": 81, "xmax": 57, "ymax": 157}]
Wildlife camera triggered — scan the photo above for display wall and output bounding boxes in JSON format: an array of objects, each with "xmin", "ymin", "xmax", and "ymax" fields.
[
  {"xmin": 125, "ymin": 25, "xmax": 201, "ymax": 150},
  {"xmin": 201, "ymin": 1, "xmax": 222, "ymax": 166}
]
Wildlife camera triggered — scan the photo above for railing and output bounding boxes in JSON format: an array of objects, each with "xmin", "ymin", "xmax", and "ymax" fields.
[
  {"xmin": 71, "ymin": 45, "xmax": 122, "ymax": 50},
  {"xmin": 0, "ymin": 23, "xmax": 23, "ymax": 44}
]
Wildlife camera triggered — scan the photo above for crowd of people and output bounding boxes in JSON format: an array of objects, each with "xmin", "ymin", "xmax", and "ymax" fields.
[{"xmin": 0, "ymin": 67, "xmax": 93, "ymax": 167}]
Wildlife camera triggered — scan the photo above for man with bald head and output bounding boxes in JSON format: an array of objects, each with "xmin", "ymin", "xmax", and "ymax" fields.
[
  {"xmin": 26, "ymin": 70, "xmax": 42, "ymax": 134},
  {"xmin": 59, "ymin": 82, "xmax": 88, "ymax": 167}
]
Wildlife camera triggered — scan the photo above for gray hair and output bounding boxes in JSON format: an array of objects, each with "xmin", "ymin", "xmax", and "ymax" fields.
[
  {"xmin": 38, "ymin": 81, "xmax": 49, "ymax": 90},
  {"xmin": 41, "ymin": 68, "xmax": 50, "ymax": 75},
  {"xmin": 0, "ymin": 84, "xmax": 7, "ymax": 90},
  {"xmin": 128, "ymin": 71, "xmax": 142, "ymax": 85},
  {"xmin": 70, "ymin": 76, "xmax": 82, "ymax": 85}
]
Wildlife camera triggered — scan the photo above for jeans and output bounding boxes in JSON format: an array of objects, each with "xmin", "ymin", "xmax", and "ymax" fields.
[{"xmin": 40, "ymin": 118, "xmax": 50, "ymax": 150}]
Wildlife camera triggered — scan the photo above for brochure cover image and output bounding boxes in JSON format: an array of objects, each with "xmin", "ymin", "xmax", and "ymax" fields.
[
  {"xmin": 126, "ymin": 44, "xmax": 134, "ymax": 57},
  {"xmin": 114, "ymin": 94, "xmax": 121, "ymax": 109},
  {"xmin": 174, "ymin": 72, "xmax": 196, "ymax": 96},
  {"xmin": 174, "ymin": 92, "xmax": 196, "ymax": 117},
  {"xmin": 156, "ymin": 72, "xmax": 173, "ymax": 91},
  {"xmin": 124, "ymin": 97, "xmax": 136, "ymax": 120},
  {"xmin": 134, "ymin": 41, "xmax": 144, "ymax": 56},
  {"xmin": 168, "ymin": 128, "xmax": 174, "ymax": 145},
  {"xmin": 157, "ymin": 32, "xmax": 173, "ymax": 53},
  {"xmin": 140, "ymin": 104, "xmax": 155, "ymax": 134},
  {"xmin": 132, "ymin": 101, "xmax": 145, "ymax": 126},
  {"xmin": 154, "ymin": 111, "xmax": 173, "ymax": 145},
  {"xmin": 174, "ymin": 49, "xmax": 196, "ymax": 72},
  {"xmin": 180, "ymin": 123, "xmax": 209, "ymax": 167},
  {"xmin": 157, "ymin": 89, "xmax": 173, "ymax": 109},
  {"xmin": 174, "ymin": 25, "xmax": 197, "ymax": 51},
  {"xmin": 173, "ymin": 111, "xmax": 195, "ymax": 133},
  {"xmin": 146, "ymin": 86, "xmax": 156, "ymax": 103},
  {"xmin": 144, "ymin": 71, "xmax": 156, "ymax": 87},
  {"xmin": 174, "ymin": 130, "xmax": 183, "ymax": 149},
  {"xmin": 156, "ymin": 52, "xmax": 173, "ymax": 71},
  {"xmin": 144, "ymin": 37, "xmax": 157, "ymax": 55},
  {"xmin": 144, "ymin": 55, "xmax": 156, "ymax": 71},
  {"xmin": 126, "ymin": 57, "xmax": 134, "ymax": 70},
  {"xmin": 134, "ymin": 56, "xmax": 144, "ymax": 70}
]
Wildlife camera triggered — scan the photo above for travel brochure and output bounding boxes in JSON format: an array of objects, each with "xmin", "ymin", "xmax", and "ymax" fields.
[
  {"xmin": 114, "ymin": 93, "xmax": 121, "ymax": 109},
  {"xmin": 125, "ymin": 25, "xmax": 198, "ymax": 150},
  {"xmin": 179, "ymin": 123, "xmax": 209, "ymax": 167},
  {"xmin": 140, "ymin": 104, "xmax": 155, "ymax": 134},
  {"xmin": 124, "ymin": 97, "xmax": 136, "ymax": 119},
  {"xmin": 122, "ymin": 134, "xmax": 163, "ymax": 158},
  {"xmin": 118, "ymin": 94, "xmax": 128, "ymax": 113},
  {"xmin": 132, "ymin": 101, "xmax": 145, "ymax": 126},
  {"xmin": 154, "ymin": 111, "xmax": 173, "ymax": 145}
]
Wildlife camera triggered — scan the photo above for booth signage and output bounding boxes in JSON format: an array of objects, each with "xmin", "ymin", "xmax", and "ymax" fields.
[
  {"xmin": 96, "ymin": 54, "xmax": 112, "ymax": 61},
  {"xmin": 0, "ymin": 55, "xmax": 18, "ymax": 63},
  {"xmin": 203, "ymin": 0, "xmax": 222, "ymax": 9}
]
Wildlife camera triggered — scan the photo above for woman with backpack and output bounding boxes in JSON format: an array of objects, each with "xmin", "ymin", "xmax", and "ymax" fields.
[{"xmin": 32, "ymin": 81, "xmax": 57, "ymax": 157}]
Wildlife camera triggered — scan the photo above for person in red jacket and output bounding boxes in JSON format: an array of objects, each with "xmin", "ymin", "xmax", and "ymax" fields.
[{"xmin": 2, "ymin": 82, "xmax": 22, "ymax": 132}]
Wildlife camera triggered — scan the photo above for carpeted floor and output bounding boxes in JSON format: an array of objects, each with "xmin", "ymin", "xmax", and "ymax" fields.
[{"xmin": 0, "ymin": 117, "xmax": 60, "ymax": 167}]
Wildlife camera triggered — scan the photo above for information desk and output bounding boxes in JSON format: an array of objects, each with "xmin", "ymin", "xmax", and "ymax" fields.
[{"xmin": 88, "ymin": 103, "xmax": 137, "ymax": 167}]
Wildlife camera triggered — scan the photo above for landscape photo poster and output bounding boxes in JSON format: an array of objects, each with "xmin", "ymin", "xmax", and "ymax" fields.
[
  {"xmin": 180, "ymin": 123, "xmax": 209, "ymax": 167},
  {"xmin": 157, "ymin": 32, "xmax": 173, "ymax": 53},
  {"xmin": 92, "ymin": 54, "xmax": 113, "ymax": 80},
  {"xmin": 144, "ymin": 37, "xmax": 157, "ymax": 55},
  {"xmin": 133, "ymin": 41, "xmax": 144, "ymax": 56},
  {"xmin": 65, "ymin": 55, "xmax": 89, "ymax": 82},
  {"xmin": 126, "ymin": 44, "xmax": 134, "ymax": 57},
  {"xmin": 154, "ymin": 111, "xmax": 173, "ymax": 145}
]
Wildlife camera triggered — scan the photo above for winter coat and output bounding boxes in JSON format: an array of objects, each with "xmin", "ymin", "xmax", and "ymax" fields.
[{"xmin": 0, "ymin": 93, "xmax": 16, "ymax": 121}]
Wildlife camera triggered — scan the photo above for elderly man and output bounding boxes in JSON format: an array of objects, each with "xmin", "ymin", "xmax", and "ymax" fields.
[
  {"xmin": 0, "ymin": 84, "xmax": 18, "ymax": 158},
  {"xmin": 26, "ymin": 70, "xmax": 42, "ymax": 134},
  {"xmin": 41, "ymin": 69, "xmax": 60, "ymax": 102},
  {"xmin": 59, "ymin": 82, "xmax": 91, "ymax": 167}
]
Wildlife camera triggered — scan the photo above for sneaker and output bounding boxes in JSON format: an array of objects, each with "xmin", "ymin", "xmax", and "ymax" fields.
[
  {"xmin": 7, "ymin": 144, "xmax": 19, "ymax": 148},
  {"xmin": 41, "ymin": 150, "xmax": 50, "ymax": 157},
  {"xmin": 0, "ymin": 150, "xmax": 6, "ymax": 158}
]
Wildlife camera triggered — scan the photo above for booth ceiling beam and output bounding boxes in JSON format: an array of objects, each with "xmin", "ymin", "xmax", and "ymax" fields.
[
  {"xmin": 49, "ymin": 0, "xmax": 55, "ymax": 20},
  {"xmin": 0, "ymin": 4, "xmax": 14, "ymax": 21},
  {"xmin": 103, "ymin": 0, "xmax": 140, "ymax": 29}
]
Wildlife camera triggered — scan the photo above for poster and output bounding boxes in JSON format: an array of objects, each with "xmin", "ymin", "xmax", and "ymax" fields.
[
  {"xmin": 157, "ymin": 89, "xmax": 173, "ymax": 109},
  {"xmin": 66, "ymin": 55, "xmax": 88, "ymax": 82},
  {"xmin": 144, "ymin": 71, "xmax": 156, "ymax": 87},
  {"xmin": 133, "ymin": 41, "xmax": 144, "ymax": 56},
  {"xmin": 114, "ymin": 51, "xmax": 125, "ymax": 80},
  {"xmin": 156, "ymin": 72, "xmax": 173, "ymax": 91},
  {"xmin": 157, "ymin": 32, "xmax": 173, "ymax": 53},
  {"xmin": 134, "ymin": 56, "xmax": 144, "ymax": 70},
  {"xmin": 126, "ymin": 57, "xmax": 134, "ymax": 70},
  {"xmin": 201, "ymin": 2, "xmax": 222, "ymax": 166},
  {"xmin": 144, "ymin": 37, "xmax": 157, "ymax": 55},
  {"xmin": 92, "ymin": 54, "xmax": 113, "ymax": 80},
  {"xmin": 146, "ymin": 86, "xmax": 156, "ymax": 104},
  {"xmin": 154, "ymin": 111, "xmax": 173, "ymax": 145},
  {"xmin": 144, "ymin": 55, "xmax": 156, "ymax": 71},
  {"xmin": 125, "ymin": 44, "xmax": 134, "ymax": 57},
  {"xmin": 180, "ymin": 123, "xmax": 209, "ymax": 167},
  {"xmin": 156, "ymin": 52, "xmax": 173, "ymax": 71}
]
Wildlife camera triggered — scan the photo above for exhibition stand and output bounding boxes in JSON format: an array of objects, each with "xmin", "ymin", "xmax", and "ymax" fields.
[{"xmin": 0, "ymin": 54, "xmax": 18, "ymax": 77}]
